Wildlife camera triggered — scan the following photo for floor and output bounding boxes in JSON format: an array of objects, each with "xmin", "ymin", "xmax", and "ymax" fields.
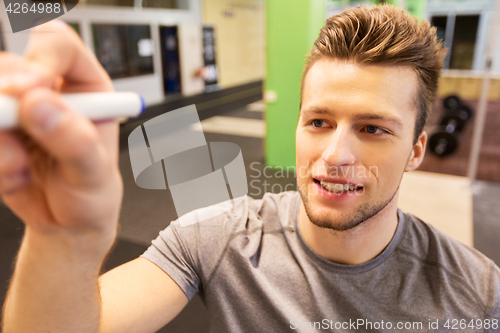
[
  {"xmin": 399, "ymin": 171, "xmax": 473, "ymax": 246},
  {"xmin": 1, "ymin": 99, "xmax": 500, "ymax": 332}
]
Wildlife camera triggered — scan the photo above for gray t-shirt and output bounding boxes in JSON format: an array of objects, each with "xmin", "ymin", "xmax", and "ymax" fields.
[{"xmin": 142, "ymin": 191, "xmax": 500, "ymax": 332}]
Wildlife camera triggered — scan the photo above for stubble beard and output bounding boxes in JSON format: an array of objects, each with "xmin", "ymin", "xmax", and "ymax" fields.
[{"xmin": 298, "ymin": 183, "xmax": 400, "ymax": 232}]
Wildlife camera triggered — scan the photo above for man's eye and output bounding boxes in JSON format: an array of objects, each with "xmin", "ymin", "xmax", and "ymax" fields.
[
  {"xmin": 311, "ymin": 119, "xmax": 325, "ymax": 128},
  {"xmin": 364, "ymin": 125, "xmax": 382, "ymax": 134}
]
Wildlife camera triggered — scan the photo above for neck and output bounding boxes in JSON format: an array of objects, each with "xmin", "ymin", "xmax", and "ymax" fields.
[{"xmin": 298, "ymin": 195, "xmax": 399, "ymax": 265}]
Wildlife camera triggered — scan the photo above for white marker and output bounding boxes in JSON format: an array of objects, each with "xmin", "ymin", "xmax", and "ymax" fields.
[{"xmin": 0, "ymin": 92, "xmax": 146, "ymax": 129}]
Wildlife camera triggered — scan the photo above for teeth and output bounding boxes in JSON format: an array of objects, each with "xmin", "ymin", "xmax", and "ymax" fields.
[{"xmin": 320, "ymin": 180, "xmax": 358, "ymax": 193}]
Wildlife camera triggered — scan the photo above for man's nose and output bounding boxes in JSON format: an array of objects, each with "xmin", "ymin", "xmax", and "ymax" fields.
[{"xmin": 321, "ymin": 126, "xmax": 356, "ymax": 167}]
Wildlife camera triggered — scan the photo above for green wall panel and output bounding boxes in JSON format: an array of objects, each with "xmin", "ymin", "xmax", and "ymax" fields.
[
  {"xmin": 265, "ymin": 0, "xmax": 325, "ymax": 168},
  {"xmin": 405, "ymin": 0, "xmax": 426, "ymax": 20}
]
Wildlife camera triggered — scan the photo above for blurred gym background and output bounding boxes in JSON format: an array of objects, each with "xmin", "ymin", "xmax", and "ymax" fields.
[{"xmin": 1, "ymin": 0, "xmax": 500, "ymax": 331}]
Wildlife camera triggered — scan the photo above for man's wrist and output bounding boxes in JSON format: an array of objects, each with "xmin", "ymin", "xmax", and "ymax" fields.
[
  {"xmin": 22, "ymin": 223, "xmax": 117, "ymax": 266},
  {"xmin": 2, "ymin": 225, "xmax": 109, "ymax": 333}
]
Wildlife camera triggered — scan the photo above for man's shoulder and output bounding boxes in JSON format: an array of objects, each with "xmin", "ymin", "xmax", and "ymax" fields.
[
  {"xmin": 401, "ymin": 212, "xmax": 492, "ymax": 267},
  {"xmin": 399, "ymin": 211, "xmax": 499, "ymax": 304},
  {"xmin": 171, "ymin": 191, "xmax": 301, "ymax": 233},
  {"xmin": 154, "ymin": 191, "xmax": 300, "ymax": 283}
]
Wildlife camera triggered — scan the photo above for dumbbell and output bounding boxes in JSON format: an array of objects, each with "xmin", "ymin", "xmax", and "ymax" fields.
[
  {"xmin": 443, "ymin": 95, "xmax": 473, "ymax": 120},
  {"xmin": 429, "ymin": 131, "xmax": 458, "ymax": 156},
  {"xmin": 443, "ymin": 95, "xmax": 461, "ymax": 110},
  {"xmin": 429, "ymin": 95, "xmax": 474, "ymax": 157},
  {"xmin": 429, "ymin": 112, "xmax": 467, "ymax": 157}
]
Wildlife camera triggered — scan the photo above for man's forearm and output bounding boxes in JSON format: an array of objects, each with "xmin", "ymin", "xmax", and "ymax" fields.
[{"xmin": 2, "ymin": 227, "xmax": 114, "ymax": 333}]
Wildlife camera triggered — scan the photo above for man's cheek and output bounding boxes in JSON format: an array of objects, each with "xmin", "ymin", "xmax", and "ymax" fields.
[{"xmin": 296, "ymin": 163, "xmax": 310, "ymax": 185}]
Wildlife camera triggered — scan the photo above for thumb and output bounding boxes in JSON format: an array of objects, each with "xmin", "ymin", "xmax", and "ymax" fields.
[{"xmin": 18, "ymin": 87, "xmax": 111, "ymax": 186}]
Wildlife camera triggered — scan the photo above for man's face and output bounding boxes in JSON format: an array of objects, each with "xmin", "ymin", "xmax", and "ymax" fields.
[{"xmin": 296, "ymin": 58, "xmax": 424, "ymax": 231}]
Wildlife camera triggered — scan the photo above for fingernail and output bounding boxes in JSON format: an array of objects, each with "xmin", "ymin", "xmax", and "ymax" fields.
[{"xmin": 32, "ymin": 101, "xmax": 65, "ymax": 133}]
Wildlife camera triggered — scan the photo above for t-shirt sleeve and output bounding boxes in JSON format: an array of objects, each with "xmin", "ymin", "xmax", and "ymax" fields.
[
  {"xmin": 486, "ymin": 260, "xmax": 500, "ymax": 331},
  {"xmin": 140, "ymin": 198, "xmax": 249, "ymax": 301},
  {"xmin": 141, "ymin": 221, "xmax": 202, "ymax": 300}
]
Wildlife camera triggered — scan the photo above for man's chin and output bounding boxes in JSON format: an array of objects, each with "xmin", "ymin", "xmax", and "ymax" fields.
[
  {"xmin": 299, "ymin": 191, "xmax": 396, "ymax": 232},
  {"xmin": 304, "ymin": 207, "xmax": 371, "ymax": 232}
]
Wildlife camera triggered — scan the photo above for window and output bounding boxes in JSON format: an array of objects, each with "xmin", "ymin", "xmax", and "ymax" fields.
[
  {"xmin": 431, "ymin": 16, "xmax": 447, "ymax": 43},
  {"xmin": 86, "ymin": 0, "xmax": 177, "ymax": 9},
  {"xmin": 92, "ymin": 24, "xmax": 154, "ymax": 79},
  {"xmin": 141, "ymin": 0, "xmax": 176, "ymax": 9},
  {"xmin": 431, "ymin": 14, "xmax": 479, "ymax": 70},
  {"xmin": 449, "ymin": 15, "xmax": 479, "ymax": 70}
]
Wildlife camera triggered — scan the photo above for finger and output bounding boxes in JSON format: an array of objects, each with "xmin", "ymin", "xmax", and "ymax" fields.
[
  {"xmin": 0, "ymin": 130, "xmax": 29, "ymax": 175},
  {"xmin": 0, "ymin": 131, "xmax": 31, "ymax": 195},
  {"xmin": 0, "ymin": 52, "xmax": 56, "ymax": 97},
  {"xmin": 24, "ymin": 20, "xmax": 113, "ymax": 93},
  {"xmin": 18, "ymin": 87, "xmax": 111, "ymax": 186},
  {"xmin": 23, "ymin": 20, "xmax": 118, "ymax": 159}
]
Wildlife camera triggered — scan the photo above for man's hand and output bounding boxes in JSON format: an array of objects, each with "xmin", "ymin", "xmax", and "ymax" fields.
[
  {"xmin": 0, "ymin": 20, "xmax": 122, "ymax": 243},
  {"xmin": 2, "ymin": 21, "xmax": 190, "ymax": 333},
  {"xmin": 1, "ymin": 20, "xmax": 123, "ymax": 332}
]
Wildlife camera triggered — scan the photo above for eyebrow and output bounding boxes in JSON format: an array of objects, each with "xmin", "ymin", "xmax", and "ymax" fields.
[{"xmin": 301, "ymin": 108, "xmax": 405, "ymax": 129}]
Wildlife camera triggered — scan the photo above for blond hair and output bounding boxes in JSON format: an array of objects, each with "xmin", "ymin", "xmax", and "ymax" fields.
[{"xmin": 301, "ymin": 5, "xmax": 447, "ymax": 144}]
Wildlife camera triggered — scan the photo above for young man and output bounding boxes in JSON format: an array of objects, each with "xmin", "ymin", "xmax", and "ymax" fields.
[{"xmin": 1, "ymin": 5, "xmax": 499, "ymax": 333}]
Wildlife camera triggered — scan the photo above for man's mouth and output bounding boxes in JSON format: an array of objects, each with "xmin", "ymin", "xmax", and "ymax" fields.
[{"xmin": 314, "ymin": 179, "xmax": 364, "ymax": 193}]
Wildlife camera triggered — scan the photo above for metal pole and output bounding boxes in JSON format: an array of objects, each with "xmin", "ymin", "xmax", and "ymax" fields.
[
  {"xmin": 443, "ymin": 12, "xmax": 456, "ymax": 69},
  {"xmin": 467, "ymin": 0, "xmax": 500, "ymax": 181}
]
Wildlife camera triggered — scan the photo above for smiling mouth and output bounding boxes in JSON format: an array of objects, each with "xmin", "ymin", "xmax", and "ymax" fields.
[{"xmin": 314, "ymin": 179, "xmax": 364, "ymax": 193}]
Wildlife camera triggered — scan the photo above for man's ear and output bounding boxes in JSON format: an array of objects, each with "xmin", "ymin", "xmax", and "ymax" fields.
[{"xmin": 405, "ymin": 131, "xmax": 427, "ymax": 172}]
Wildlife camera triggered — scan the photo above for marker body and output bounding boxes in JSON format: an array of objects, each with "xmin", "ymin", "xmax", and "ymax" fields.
[{"xmin": 0, "ymin": 92, "xmax": 145, "ymax": 129}]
